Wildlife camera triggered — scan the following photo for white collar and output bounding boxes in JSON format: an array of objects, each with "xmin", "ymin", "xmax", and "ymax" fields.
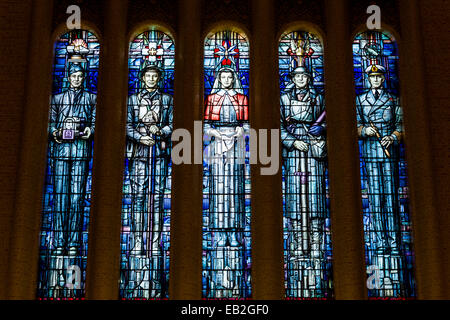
[
  {"xmin": 372, "ymin": 89, "xmax": 382, "ymax": 95},
  {"xmin": 216, "ymin": 89, "xmax": 237, "ymax": 97}
]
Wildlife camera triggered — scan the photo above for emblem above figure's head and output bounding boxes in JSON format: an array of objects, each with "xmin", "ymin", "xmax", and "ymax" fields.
[
  {"xmin": 67, "ymin": 39, "xmax": 89, "ymax": 65},
  {"xmin": 67, "ymin": 39, "xmax": 90, "ymax": 56}
]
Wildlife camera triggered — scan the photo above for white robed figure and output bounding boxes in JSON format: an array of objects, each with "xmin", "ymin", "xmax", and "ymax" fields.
[{"xmin": 203, "ymin": 67, "xmax": 249, "ymax": 298}]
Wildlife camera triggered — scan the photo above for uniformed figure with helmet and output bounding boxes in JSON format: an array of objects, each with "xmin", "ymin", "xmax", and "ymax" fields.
[
  {"xmin": 49, "ymin": 63, "xmax": 96, "ymax": 256},
  {"xmin": 356, "ymin": 64, "xmax": 403, "ymax": 257},
  {"xmin": 125, "ymin": 64, "xmax": 173, "ymax": 296},
  {"xmin": 280, "ymin": 66, "xmax": 328, "ymax": 297}
]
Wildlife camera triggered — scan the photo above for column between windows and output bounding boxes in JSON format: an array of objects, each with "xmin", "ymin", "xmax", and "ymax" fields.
[
  {"xmin": 169, "ymin": 0, "xmax": 203, "ymax": 300},
  {"xmin": 398, "ymin": 0, "xmax": 444, "ymax": 299},
  {"xmin": 85, "ymin": 0, "xmax": 128, "ymax": 300},
  {"xmin": 7, "ymin": 0, "xmax": 55, "ymax": 300},
  {"xmin": 251, "ymin": 0, "xmax": 285, "ymax": 300},
  {"xmin": 323, "ymin": 0, "xmax": 367, "ymax": 300}
]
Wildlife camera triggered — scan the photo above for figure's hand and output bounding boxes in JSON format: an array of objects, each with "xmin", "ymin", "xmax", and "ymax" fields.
[
  {"xmin": 52, "ymin": 129, "xmax": 62, "ymax": 143},
  {"xmin": 381, "ymin": 135, "xmax": 395, "ymax": 148},
  {"xmin": 140, "ymin": 136, "xmax": 155, "ymax": 146},
  {"xmin": 364, "ymin": 126, "xmax": 378, "ymax": 137},
  {"xmin": 235, "ymin": 126, "xmax": 244, "ymax": 138},
  {"xmin": 81, "ymin": 127, "xmax": 91, "ymax": 140},
  {"xmin": 308, "ymin": 125, "xmax": 324, "ymax": 137},
  {"xmin": 293, "ymin": 140, "xmax": 309, "ymax": 152},
  {"xmin": 207, "ymin": 129, "xmax": 222, "ymax": 139},
  {"xmin": 149, "ymin": 124, "xmax": 162, "ymax": 136},
  {"xmin": 52, "ymin": 129, "xmax": 61, "ymax": 139}
]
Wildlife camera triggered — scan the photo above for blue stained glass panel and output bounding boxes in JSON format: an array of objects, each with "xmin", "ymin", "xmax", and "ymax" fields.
[
  {"xmin": 353, "ymin": 30, "xmax": 415, "ymax": 299},
  {"xmin": 38, "ymin": 30, "xmax": 100, "ymax": 299},
  {"xmin": 120, "ymin": 30, "xmax": 175, "ymax": 299},
  {"xmin": 279, "ymin": 30, "xmax": 333, "ymax": 299},
  {"xmin": 202, "ymin": 30, "xmax": 251, "ymax": 299}
]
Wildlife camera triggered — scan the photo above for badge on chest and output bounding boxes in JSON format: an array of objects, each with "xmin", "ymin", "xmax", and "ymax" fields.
[{"xmin": 139, "ymin": 99, "xmax": 160, "ymax": 124}]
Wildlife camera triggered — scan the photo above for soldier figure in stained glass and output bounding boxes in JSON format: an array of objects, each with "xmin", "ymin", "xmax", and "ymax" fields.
[
  {"xmin": 49, "ymin": 63, "xmax": 96, "ymax": 257},
  {"xmin": 126, "ymin": 64, "xmax": 173, "ymax": 295},
  {"xmin": 204, "ymin": 66, "xmax": 249, "ymax": 297},
  {"xmin": 280, "ymin": 66, "xmax": 328, "ymax": 297},
  {"xmin": 356, "ymin": 64, "xmax": 402, "ymax": 257}
]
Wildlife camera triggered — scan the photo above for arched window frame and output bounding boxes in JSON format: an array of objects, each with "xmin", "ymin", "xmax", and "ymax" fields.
[
  {"xmin": 119, "ymin": 24, "xmax": 176, "ymax": 300},
  {"xmin": 201, "ymin": 24, "xmax": 252, "ymax": 299},
  {"xmin": 36, "ymin": 24, "xmax": 102, "ymax": 300},
  {"xmin": 351, "ymin": 26, "xmax": 417, "ymax": 299},
  {"xmin": 277, "ymin": 24, "xmax": 334, "ymax": 299}
]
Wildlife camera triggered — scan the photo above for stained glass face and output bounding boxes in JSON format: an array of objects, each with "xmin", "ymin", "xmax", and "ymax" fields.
[
  {"xmin": 279, "ymin": 31, "xmax": 333, "ymax": 299},
  {"xmin": 38, "ymin": 30, "xmax": 99, "ymax": 299},
  {"xmin": 119, "ymin": 30, "xmax": 175, "ymax": 299},
  {"xmin": 353, "ymin": 30, "xmax": 415, "ymax": 298},
  {"xmin": 202, "ymin": 30, "xmax": 251, "ymax": 299}
]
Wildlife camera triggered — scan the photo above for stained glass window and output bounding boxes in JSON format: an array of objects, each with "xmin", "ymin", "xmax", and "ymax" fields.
[
  {"xmin": 279, "ymin": 31, "xmax": 333, "ymax": 299},
  {"xmin": 119, "ymin": 30, "xmax": 175, "ymax": 299},
  {"xmin": 353, "ymin": 30, "xmax": 415, "ymax": 298},
  {"xmin": 202, "ymin": 30, "xmax": 251, "ymax": 299},
  {"xmin": 37, "ymin": 30, "xmax": 100, "ymax": 299}
]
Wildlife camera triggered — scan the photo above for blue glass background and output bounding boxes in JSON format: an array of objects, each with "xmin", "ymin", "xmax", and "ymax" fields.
[
  {"xmin": 202, "ymin": 30, "xmax": 252, "ymax": 299},
  {"xmin": 279, "ymin": 31, "xmax": 333, "ymax": 299},
  {"xmin": 353, "ymin": 30, "xmax": 415, "ymax": 298},
  {"xmin": 38, "ymin": 30, "xmax": 100, "ymax": 299},
  {"xmin": 120, "ymin": 30, "xmax": 175, "ymax": 299}
]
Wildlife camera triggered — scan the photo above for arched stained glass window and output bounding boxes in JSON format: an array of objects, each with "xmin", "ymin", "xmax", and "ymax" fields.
[
  {"xmin": 353, "ymin": 30, "xmax": 415, "ymax": 298},
  {"xmin": 37, "ymin": 30, "xmax": 100, "ymax": 299},
  {"xmin": 119, "ymin": 29, "xmax": 175, "ymax": 299},
  {"xmin": 202, "ymin": 30, "xmax": 251, "ymax": 299},
  {"xmin": 279, "ymin": 30, "xmax": 333, "ymax": 299}
]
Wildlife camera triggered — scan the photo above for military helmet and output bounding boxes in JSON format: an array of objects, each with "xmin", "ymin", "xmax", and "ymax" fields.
[
  {"xmin": 289, "ymin": 66, "xmax": 312, "ymax": 78},
  {"xmin": 139, "ymin": 64, "xmax": 163, "ymax": 80}
]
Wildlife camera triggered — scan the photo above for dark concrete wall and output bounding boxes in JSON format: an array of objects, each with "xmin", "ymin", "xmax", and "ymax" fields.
[
  {"xmin": 0, "ymin": 0, "xmax": 32, "ymax": 299},
  {"xmin": 419, "ymin": 0, "xmax": 450, "ymax": 297}
]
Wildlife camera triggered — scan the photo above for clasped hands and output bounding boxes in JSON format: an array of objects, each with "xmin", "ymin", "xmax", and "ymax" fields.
[
  {"xmin": 293, "ymin": 140, "xmax": 309, "ymax": 152},
  {"xmin": 208, "ymin": 126, "xmax": 244, "ymax": 140},
  {"xmin": 363, "ymin": 126, "xmax": 395, "ymax": 148}
]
